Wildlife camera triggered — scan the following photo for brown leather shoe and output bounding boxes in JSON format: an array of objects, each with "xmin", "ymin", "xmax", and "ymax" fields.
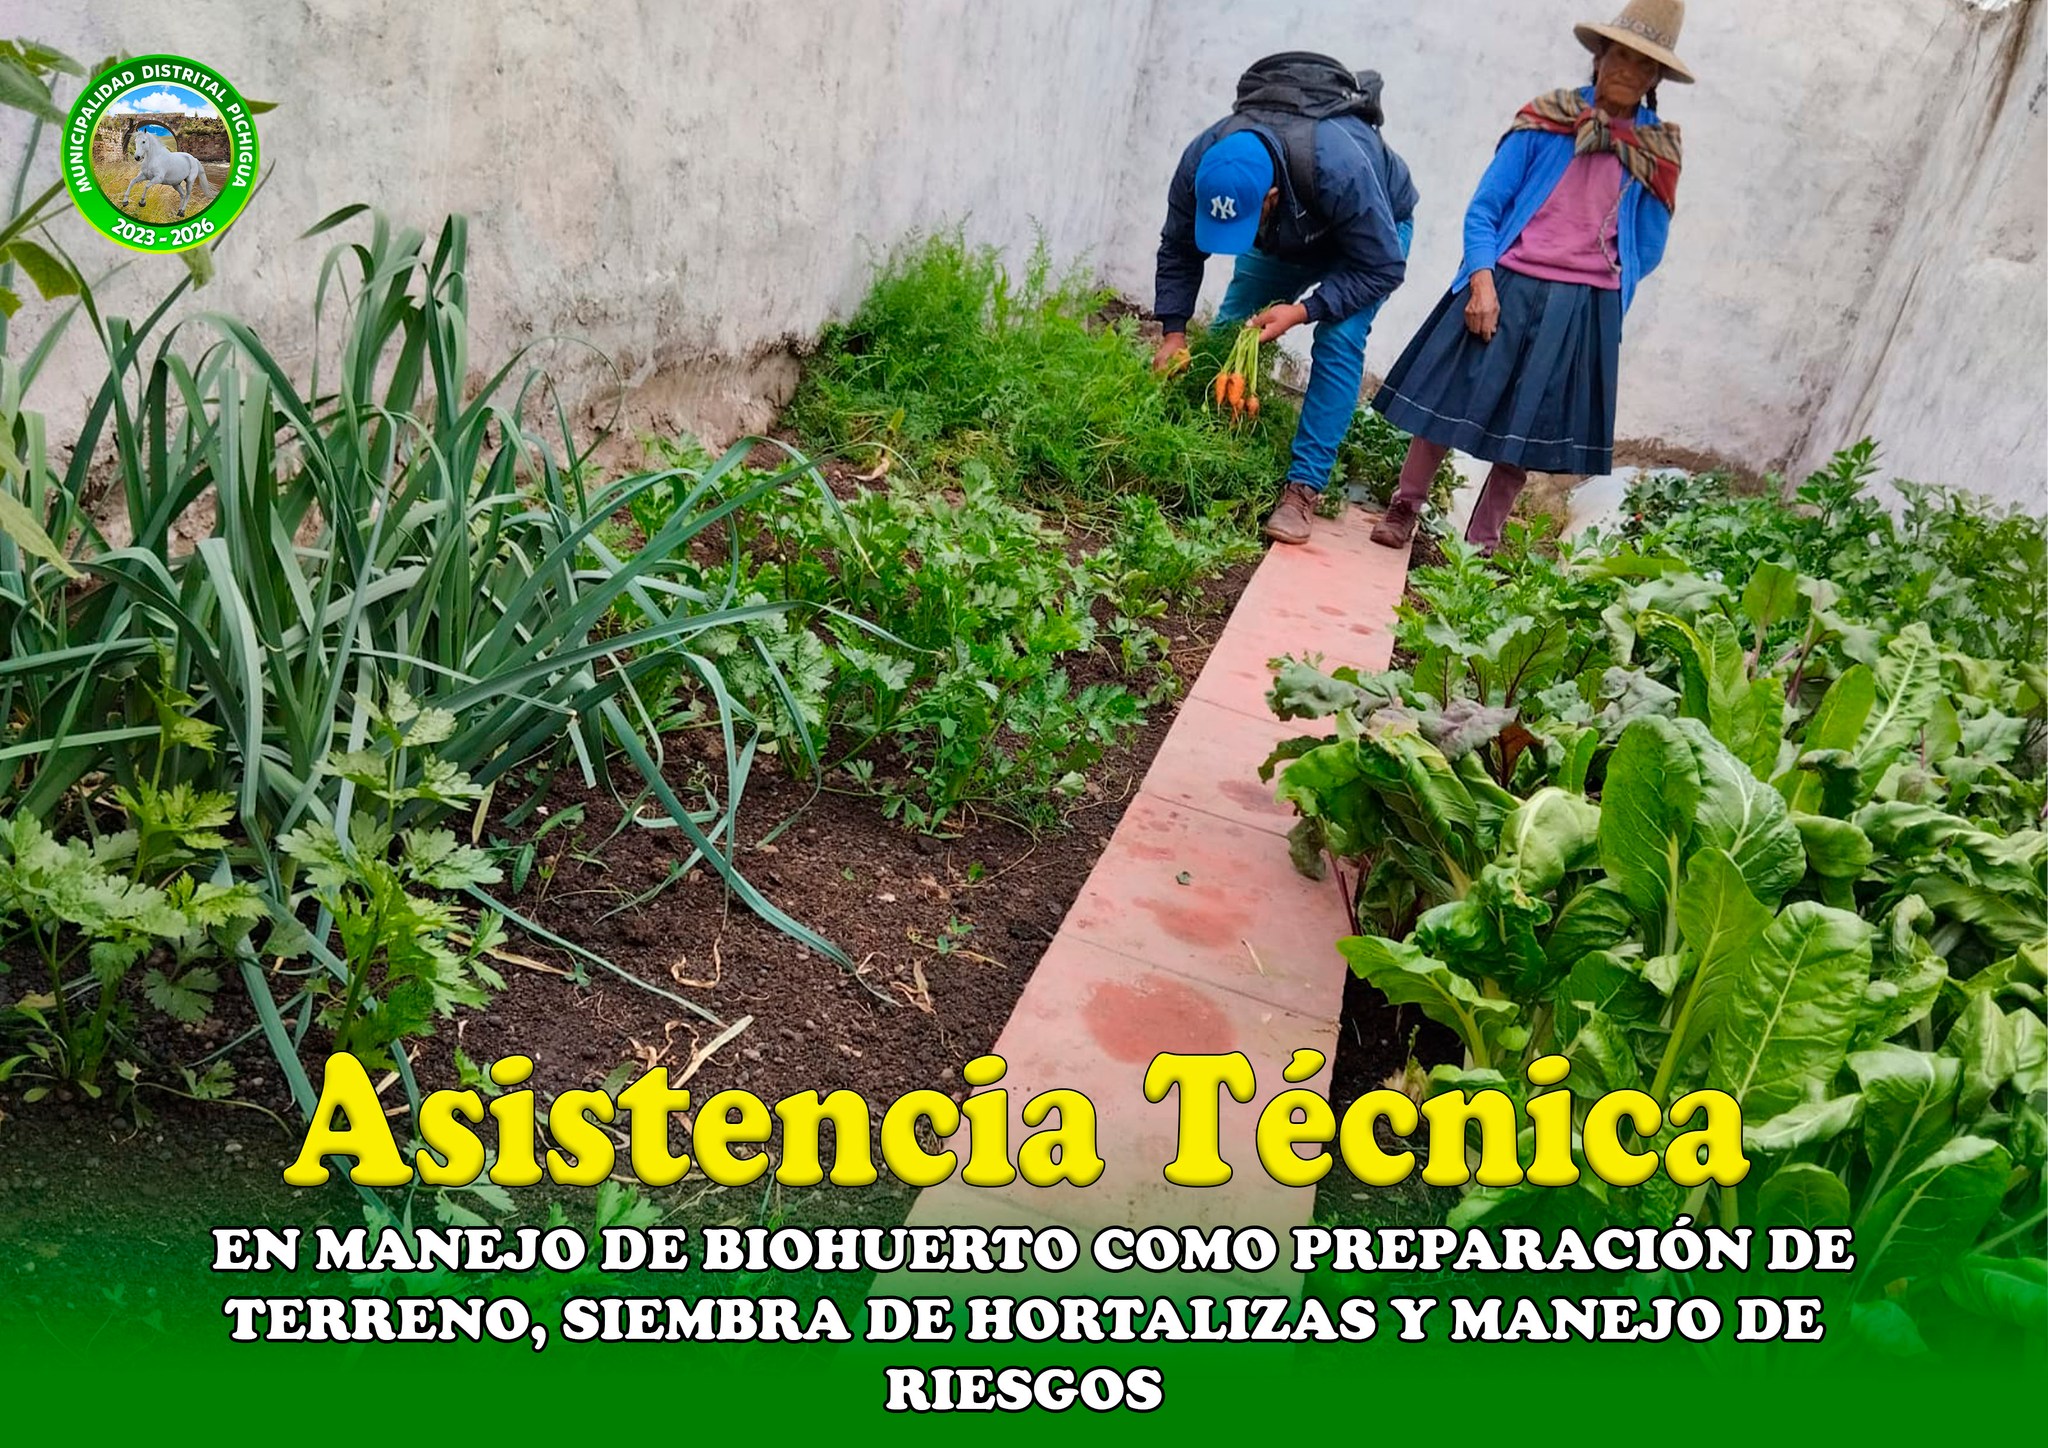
[
  {"xmin": 1261, "ymin": 483, "xmax": 1319, "ymax": 545},
  {"xmin": 1370, "ymin": 498, "xmax": 1419, "ymax": 549}
]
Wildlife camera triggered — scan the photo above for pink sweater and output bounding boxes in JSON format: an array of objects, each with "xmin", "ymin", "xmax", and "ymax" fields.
[{"xmin": 1498, "ymin": 150, "xmax": 1625, "ymax": 290}]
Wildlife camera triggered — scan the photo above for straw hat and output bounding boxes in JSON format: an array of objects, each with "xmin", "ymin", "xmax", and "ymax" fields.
[{"xmin": 1576, "ymin": 0, "xmax": 1696, "ymax": 84}]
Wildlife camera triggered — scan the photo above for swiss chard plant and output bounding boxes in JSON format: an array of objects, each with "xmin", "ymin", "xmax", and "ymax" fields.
[{"xmin": 1266, "ymin": 454, "xmax": 2047, "ymax": 1346}]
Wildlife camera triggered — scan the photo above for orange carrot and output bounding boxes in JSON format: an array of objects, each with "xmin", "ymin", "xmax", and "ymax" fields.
[{"xmin": 1247, "ymin": 394, "xmax": 1260, "ymax": 419}]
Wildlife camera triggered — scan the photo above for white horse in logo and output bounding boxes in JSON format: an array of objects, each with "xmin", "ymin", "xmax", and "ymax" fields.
[{"xmin": 117, "ymin": 131, "xmax": 212, "ymax": 217}]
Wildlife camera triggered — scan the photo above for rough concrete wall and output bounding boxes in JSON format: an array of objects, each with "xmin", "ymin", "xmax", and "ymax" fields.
[
  {"xmin": 1105, "ymin": 0, "xmax": 2043, "ymax": 506},
  {"xmin": 1793, "ymin": 0, "xmax": 2046, "ymax": 502},
  {"xmin": 10, "ymin": 0, "xmax": 1155, "ymax": 445},
  {"xmin": 8, "ymin": 0, "xmax": 2043, "ymax": 507}
]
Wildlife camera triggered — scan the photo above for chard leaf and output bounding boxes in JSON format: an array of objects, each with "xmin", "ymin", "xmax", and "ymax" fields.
[
  {"xmin": 1356, "ymin": 711, "xmax": 1483, "ymax": 891},
  {"xmin": 1850, "ymin": 1045, "xmax": 1961, "ymax": 1182},
  {"xmin": 1500, "ymin": 786, "xmax": 1601, "ymax": 895},
  {"xmin": 1710, "ymin": 901, "xmax": 1871, "ymax": 1119},
  {"xmin": 1597, "ymin": 716, "xmax": 1700, "ymax": 944},
  {"xmin": 1285, "ymin": 816, "xmax": 1328, "ymax": 881},
  {"xmin": 1955, "ymin": 940, "xmax": 2045, "ymax": 1010},
  {"xmin": 1942, "ymin": 991, "xmax": 2018, "ymax": 1121},
  {"xmin": 1803, "ymin": 663, "xmax": 1878, "ymax": 751},
  {"xmin": 1745, "ymin": 1094, "xmax": 1863, "ymax": 1154},
  {"xmin": 1338, "ymin": 935, "xmax": 1519, "ymax": 1065},
  {"xmin": 1597, "ymin": 667, "xmax": 1681, "ymax": 730},
  {"xmin": 1416, "ymin": 697, "xmax": 1516, "ymax": 760},
  {"xmin": 1266, "ymin": 657, "xmax": 1386, "ymax": 722},
  {"xmin": 1784, "ymin": 664, "xmax": 1874, "ymax": 813},
  {"xmin": 1642, "ymin": 951, "xmax": 1688, "ymax": 996},
  {"xmin": 1851, "ymin": 953, "xmax": 1948, "ymax": 1051},
  {"xmin": 1857, "ymin": 1135, "xmax": 2010, "ymax": 1285},
  {"xmin": 1644, "ymin": 611, "xmax": 1782, "ymax": 778},
  {"xmin": 1957, "ymin": 708, "xmax": 2024, "ymax": 765},
  {"xmin": 1469, "ymin": 863, "xmax": 1554, "ymax": 994},
  {"xmin": 1672, "ymin": 846, "xmax": 1773, "ymax": 1068},
  {"xmin": 2011, "ymin": 1009, "xmax": 2047, "ymax": 1098},
  {"xmin": 1275, "ymin": 739, "xmax": 1376, "ymax": 862},
  {"xmin": 1850, "ymin": 1300, "xmax": 1930, "ymax": 1357},
  {"xmin": 1544, "ymin": 879, "xmax": 1637, "ymax": 973},
  {"xmin": 1792, "ymin": 812, "xmax": 1874, "ymax": 882},
  {"xmin": 1909, "ymin": 873, "xmax": 2046, "ymax": 951},
  {"xmin": 1554, "ymin": 726, "xmax": 1599, "ymax": 793},
  {"xmin": 1787, "ymin": 748, "xmax": 1864, "ymax": 819},
  {"xmin": 1941, "ymin": 1254, "xmax": 2048, "ymax": 1329},
  {"xmin": 1414, "ymin": 897, "xmax": 1493, "ymax": 979},
  {"xmin": 1852, "ymin": 623, "xmax": 1943, "ymax": 791},
  {"xmin": 1561, "ymin": 1007, "xmax": 1638, "ymax": 1093},
  {"xmin": 1676, "ymin": 718, "xmax": 1806, "ymax": 903},
  {"xmin": 1756, "ymin": 1162, "xmax": 1852, "ymax": 1229},
  {"xmin": 1557, "ymin": 949, "xmax": 1663, "ymax": 1035}
]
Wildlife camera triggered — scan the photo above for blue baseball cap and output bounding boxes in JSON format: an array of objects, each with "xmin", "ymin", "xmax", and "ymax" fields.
[{"xmin": 1193, "ymin": 131, "xmax": 1275, "ymax": 255}]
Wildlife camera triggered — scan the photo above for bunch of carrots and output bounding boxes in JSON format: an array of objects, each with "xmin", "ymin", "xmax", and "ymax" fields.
[{"xmin": 1209, "ymin": 321, "xmax": 1263, "ymax": 425}]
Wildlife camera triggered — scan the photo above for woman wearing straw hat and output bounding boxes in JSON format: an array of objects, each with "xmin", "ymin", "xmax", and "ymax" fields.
[{"xmin": 1369, "ymin": 0, "xmax": 1692, "ymax": 554}]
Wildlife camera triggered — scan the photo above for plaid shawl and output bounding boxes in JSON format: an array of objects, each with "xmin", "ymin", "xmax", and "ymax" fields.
[{"xmin": 1509, "ymin": 88, "xmax": 1682, "ymax": 212}]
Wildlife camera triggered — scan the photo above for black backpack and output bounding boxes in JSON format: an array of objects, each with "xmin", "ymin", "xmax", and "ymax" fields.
[{"xmin": 1219, "ymin": 52, "xmax": 1386, "ymax": 232}]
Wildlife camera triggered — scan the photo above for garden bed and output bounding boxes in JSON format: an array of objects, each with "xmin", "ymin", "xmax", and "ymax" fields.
[
  {"xmin": 437, "ymin": 547, "xmax": 1261, "ymax": 1133},
  {"xmin": 0, "ymin": 535, "xmax": 1261, "ymax": 1244}
]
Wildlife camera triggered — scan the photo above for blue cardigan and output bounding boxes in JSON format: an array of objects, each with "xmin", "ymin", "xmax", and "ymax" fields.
[{"xmin": 1456, "ymin": 86, "xmax": 1673, "ymax": 312}]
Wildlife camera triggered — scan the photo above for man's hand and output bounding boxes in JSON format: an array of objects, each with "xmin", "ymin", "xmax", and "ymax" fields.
[
  {"xmin": 1152, "ymin": 331, "xmax": 1191, "ymax": 374},
  {"xmin": 1250, "ymin": 302, "xmax": 1310, "ymax": 343},
  {"xmin": 1464, "ymin": 270, "xmax": 1500, "ymax": 342}
]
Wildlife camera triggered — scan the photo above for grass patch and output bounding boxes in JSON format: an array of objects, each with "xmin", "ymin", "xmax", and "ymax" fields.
[{"xmin": 787, "ymin": 234, "xmax": 1299, "ymax": 519}]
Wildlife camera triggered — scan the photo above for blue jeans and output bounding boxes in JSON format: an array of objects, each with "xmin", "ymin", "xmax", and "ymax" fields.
[{"xmin": 1214, "ymin": 218, "xmax": 1413, "ymax": 491}]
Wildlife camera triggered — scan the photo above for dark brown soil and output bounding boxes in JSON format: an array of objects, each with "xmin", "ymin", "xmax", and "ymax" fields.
[{"xmin": 426, "ymin": 551, "xmax": 1262, "ymax": 1134}]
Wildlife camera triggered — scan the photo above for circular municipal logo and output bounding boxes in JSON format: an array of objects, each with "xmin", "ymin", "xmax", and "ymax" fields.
[{"xmin": 62, "ymin": 55, "xmax": 261, "ymax": 253}]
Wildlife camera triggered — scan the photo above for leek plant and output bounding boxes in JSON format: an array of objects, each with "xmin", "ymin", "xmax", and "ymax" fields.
[{"xmin": 1, "ymin": 208, "xmax": 840, "ymax": 1117}]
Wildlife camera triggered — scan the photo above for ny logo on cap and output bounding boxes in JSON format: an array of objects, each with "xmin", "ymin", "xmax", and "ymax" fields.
[{"xmin": 1208, "ymin": 195, "xmax": 1237, "ymax": 220}]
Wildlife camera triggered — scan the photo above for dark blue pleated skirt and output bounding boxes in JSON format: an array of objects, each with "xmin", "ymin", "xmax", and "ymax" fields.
[{"xmin": 1373, "ymin": 267, "xmax": 1622, "ymax": 473}]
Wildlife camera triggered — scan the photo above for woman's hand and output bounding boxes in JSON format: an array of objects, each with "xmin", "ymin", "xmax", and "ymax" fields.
[{"xmin": 1464, "ymin": 270, "xmax": 1500, "ymax": 342}]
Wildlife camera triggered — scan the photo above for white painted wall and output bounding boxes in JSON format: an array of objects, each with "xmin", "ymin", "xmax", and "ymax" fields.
[
  {"xmin": 8, "ymin": 0, "xmax": 1157, "ymax": 439},
  {"xmin": 9, "ymin": 0, "xmax": 2044, "ymax": 508},
  {"xmin": 1791, "ymin": 0, "xmax": 2047, "ymax": 499}
]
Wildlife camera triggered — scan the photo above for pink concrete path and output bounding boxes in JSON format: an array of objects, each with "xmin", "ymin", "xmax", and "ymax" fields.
[{"xmin": 887, "ymin": 505, "xmax": 1411, "ymax": 1293}]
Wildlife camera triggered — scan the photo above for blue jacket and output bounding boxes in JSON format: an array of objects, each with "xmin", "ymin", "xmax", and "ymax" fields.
[
  {"xmin": 1456, "ymin": 86, "xmax": 1673, "ymax": 313},
  {"xmin": 1154, "ymin": 114, "xmax": 1416, "ymax": 333}
]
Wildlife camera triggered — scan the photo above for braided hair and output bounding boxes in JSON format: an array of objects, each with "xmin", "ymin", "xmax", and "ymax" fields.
[{"xmin": 1591, "ymin": 39, "xmax": 1662, "ymax": 113}]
